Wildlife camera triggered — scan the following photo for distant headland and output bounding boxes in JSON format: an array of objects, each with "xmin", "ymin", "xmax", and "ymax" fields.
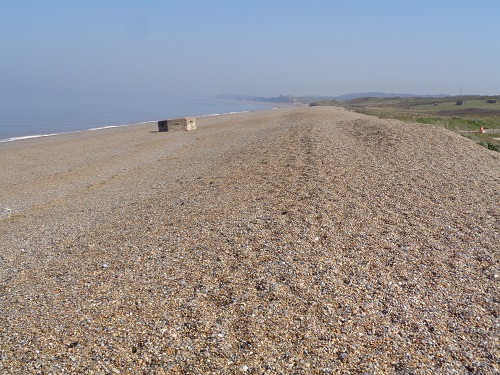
[{"xmin": 215, "ymin": 92, "xmax": 451, "ymax": 104}]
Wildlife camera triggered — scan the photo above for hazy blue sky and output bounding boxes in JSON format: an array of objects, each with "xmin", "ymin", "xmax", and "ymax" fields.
[{"xmin": 1, "ymin": 0, "xmax": 499, "ymax": 99}]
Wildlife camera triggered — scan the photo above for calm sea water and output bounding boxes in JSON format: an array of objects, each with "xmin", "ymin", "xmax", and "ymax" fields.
[{"xmin": 0, "ymin": 94, "xmax": 271, "ymax": 142}]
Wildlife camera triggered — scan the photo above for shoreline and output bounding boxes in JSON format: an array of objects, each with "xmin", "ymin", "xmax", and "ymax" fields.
[
  {"xmin": 0, "ymin": 98, "xmax": 276, "ymax": 143},
  {"xmin": 0, "ymin": 105, "xmax": 278, "ymax": 143},
  {"xmin": 0, "ymin": 121, "xmax": 156, "ymax": 143}
]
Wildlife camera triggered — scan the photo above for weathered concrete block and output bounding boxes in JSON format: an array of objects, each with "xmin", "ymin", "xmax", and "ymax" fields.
[{"xmin": 158, "ymin": 117, "xmax": 196, "ymax": 132}]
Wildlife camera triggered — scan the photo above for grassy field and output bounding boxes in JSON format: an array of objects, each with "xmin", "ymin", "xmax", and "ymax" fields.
[{"xmin": 330, "ymin": 96, "xmax": 500, "ymax": 152}]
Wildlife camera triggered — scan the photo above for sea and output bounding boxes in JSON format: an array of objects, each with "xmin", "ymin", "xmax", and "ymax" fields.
[{"xmin": 0, "ymin": 93, "xmax": 272, "ymax": 142}]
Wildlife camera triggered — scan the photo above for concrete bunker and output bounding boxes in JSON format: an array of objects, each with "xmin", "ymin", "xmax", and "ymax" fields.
[{"xmin": 158, "ymin": 117, "xmax": 196, "ymax": 132}]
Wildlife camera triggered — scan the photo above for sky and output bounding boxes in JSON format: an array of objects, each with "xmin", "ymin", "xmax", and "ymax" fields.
[{"xmin": 1, "ymin": 0, "xmax": 499, "ymax": 99}]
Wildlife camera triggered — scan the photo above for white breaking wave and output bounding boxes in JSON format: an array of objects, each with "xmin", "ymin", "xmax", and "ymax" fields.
[{"xmin": 0, "ymin": 121, "xmax": 157, "ymax": 143}]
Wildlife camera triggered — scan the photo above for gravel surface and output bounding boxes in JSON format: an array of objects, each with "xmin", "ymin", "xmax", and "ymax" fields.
[{"xmin": 0, "ymin": 107, "xmax": 499, "ymax": 374}]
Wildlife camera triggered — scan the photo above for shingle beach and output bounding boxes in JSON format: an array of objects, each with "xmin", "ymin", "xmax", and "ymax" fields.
[{"xmin": 0, "ymin": 106, "xmax": 498, "ymax": 374}]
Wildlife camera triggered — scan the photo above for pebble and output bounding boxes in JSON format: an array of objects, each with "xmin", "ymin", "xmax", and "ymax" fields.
[{"xmin": 240, "ymin": 365, "xmax": 249, "ymax": 372}]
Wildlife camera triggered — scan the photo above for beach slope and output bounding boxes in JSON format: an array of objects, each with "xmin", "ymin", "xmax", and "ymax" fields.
[{"xmin": 1, "ymin": 107, "xmax": 499, "ymax": 373}]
